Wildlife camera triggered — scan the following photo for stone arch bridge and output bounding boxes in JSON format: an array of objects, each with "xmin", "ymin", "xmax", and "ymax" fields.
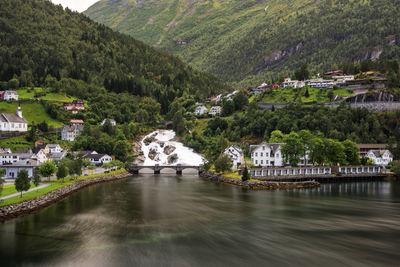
[{"xmin": 128, "ymin": 164, "xmax": 204, "ymax": 175}]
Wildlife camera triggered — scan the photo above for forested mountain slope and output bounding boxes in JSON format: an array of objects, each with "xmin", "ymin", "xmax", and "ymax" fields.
[
  {"xmin": 0, "ymin": 0, "xmax": 224, "ymax": 100},
  {"xmin": 85, "ymin": 0, "xmax": 400, "ymax": 86}
]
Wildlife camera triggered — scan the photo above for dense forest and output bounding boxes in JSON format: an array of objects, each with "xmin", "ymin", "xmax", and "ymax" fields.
[
  {"xmin": 0, "ymin": 0, "xmax": 225, "ymax": 105},
  {"xmin": 86, "ymin": 0, "xmax": 400, "ymax": 87}
]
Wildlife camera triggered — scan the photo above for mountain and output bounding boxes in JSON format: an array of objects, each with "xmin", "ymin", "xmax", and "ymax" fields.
[
  {"xmin": 85, "ymin": 0, "xmax": 400, "ymax": 86},
  {"xmin": 0, "ymin": 0, "xmax": 224, "ymax": 101}
]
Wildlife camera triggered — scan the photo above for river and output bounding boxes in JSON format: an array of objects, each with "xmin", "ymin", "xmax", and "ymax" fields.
[{"xmin": 0, "ymin": 175, "xmax": 399, "ymax": 266}]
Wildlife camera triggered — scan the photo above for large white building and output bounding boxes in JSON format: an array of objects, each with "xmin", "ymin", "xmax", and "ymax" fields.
[
  {"xmin": 223, "ymin": 145, "xmax": 243, "ymax": 169},
  {"xmin": 282, "ymin": 78, "xmax": 305, "ymax": 88},
  {"xmin": 4, "ymin": 159, "xmax": 38, "ymax": 179},
  {"xmin": 251, "ymin": 143, "xmax": 284, "ymax": 167},
  {"xmin": 0, "ymin": 105, "xmax": 28, "ymax": 132},
  {"xmin": 366, "ymin": 150, "xmax": 393, "ymax": 166},
  {"xmin": 194, "ymin": 106, "xmax": 208, "ymax": 116},
  {"xmin": 307, "ymin": 78, "xmax": 336, "ymax": 88}
]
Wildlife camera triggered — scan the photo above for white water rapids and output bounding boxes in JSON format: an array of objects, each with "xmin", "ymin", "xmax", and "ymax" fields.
[{"xmin": 141, "ymin": 130, "xmax": 204, "ymax": 166}]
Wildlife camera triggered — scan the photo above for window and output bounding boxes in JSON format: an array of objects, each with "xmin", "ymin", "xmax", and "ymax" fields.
[
  {"xmin": 260, "ymin": 152, "xmax": 263, "ymax": 157},
  {"xmin": 255, "ymin": 160, "xmax": 258, "ymax": 165},
  {"xmin": 260, "ymin": 160, "xmax": 263, "ymax": 165},
  {"xmin": 255, "ymin": 152, "xmax": 258, "ymax": 157},
  {"xmin": 262, "ymin": 146, "xmax": 265, "ymax": 151},
  {"xmin": 276, "ymin": 153, "xmax": 280, "ymax": 157}
]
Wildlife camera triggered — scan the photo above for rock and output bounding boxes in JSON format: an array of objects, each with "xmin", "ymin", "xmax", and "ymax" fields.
[
  {"xmin": 143, "ymin": 136, "xmax": 155, "ymax": 146},
  {"xmin": 164, "ymin": 145, "xmax": 176, "ymax": 155},
  {"xmin": 168, "ymin": 154, "xmax": 178, "ymax": 164},
  {"xmin": 148, "ymin": 149, "xmax": 159, "ymax": 160},
  {"xmin": 157, "ymin": 141, "xmax": 165, "ymax": 148}
]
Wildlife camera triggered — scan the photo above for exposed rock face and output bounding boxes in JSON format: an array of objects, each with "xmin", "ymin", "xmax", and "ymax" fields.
[
  {"xmin": 263, "ymin": 42, "xmax": 304, "ymax": 66},
  {"xmin": 168, "ymin": 154, "xmax": 178, "ymax": 164},
  {"xmin": 148, "ymin": 149, "xmax": 159, "ymax": 160},
  {"xmin": 346, "ymin": 91, "xmax": 400, "ymax": 103},
  {"xmin": 164, "ymin": 145, "xmax": 176, "ymax": 155},
  {"xmin": 0, "ymin": 172, "xmax": 131, "ymax": 222},
  {"xmin": 143, "ymin": 136, "xmax": 155, "ymax": 146}
]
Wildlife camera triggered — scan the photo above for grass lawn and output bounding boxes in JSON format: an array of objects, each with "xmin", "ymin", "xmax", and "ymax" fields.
[
  {"xmin": 0, "ymin": 102, "xmax": 63, "ymax": 127},
  {"xmin": 0, "ymin": 183, "xmax": 40, "ymax": 197},
  {"xmin": 0, "ymin": 169, "xmax": 127, "ymax": 207},
  {"xmin": 17, "ymin": 88, "xmax": 77, "ymax": 102},
  {"xmin": 0, "ymin": 136, "xmax": 33, "ymax": 151}
]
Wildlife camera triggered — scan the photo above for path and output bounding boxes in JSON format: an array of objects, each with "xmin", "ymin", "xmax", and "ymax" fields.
[{"xmin": 0, "ymin": 184, "xmax": 50, "ymax": 200}]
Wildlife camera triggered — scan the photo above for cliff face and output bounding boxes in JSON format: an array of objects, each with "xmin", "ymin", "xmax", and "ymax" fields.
[{"xmin": 86, "ymin": 0, "xmax": 400, "ymax": 85}]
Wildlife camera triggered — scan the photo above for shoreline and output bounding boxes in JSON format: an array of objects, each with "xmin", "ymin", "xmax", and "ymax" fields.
[
  {"xmin": 200, "ymin": 172, "xmax": 321, "ymax": 190},
  {"xmin": 0, "ymin": 171, "xmax": 131, "ymax": 222}
]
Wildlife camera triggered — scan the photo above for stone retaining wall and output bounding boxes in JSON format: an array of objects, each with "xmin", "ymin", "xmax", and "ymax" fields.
[
  {"xmin": 200, "ymin": 172, "xmax": 320, "ymax": 190},
  {"xmin": 0, "ymin": 172, "xmax": 131, "ymax": 222}
]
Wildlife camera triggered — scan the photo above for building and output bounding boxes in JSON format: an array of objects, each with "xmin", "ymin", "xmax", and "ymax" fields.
[
  {"xmin": 0, "ymin": 153, "xmax": 19, "ymax": 165},
  {"xmin": 34, "ymin": 149, "xmax": 48, "ymax": 164},
  {"xmin": 209, "ymin": 106, "xmax": 222, "ymax": 116},
  {"xmin": 0, "ymin": 105, "xmax": 28, "ymax": 132},
  {"xmin": 83, "ymin": 152, "xmax": 112, "ymax": 166},
  {"xmin": 251, "ymin": 143, "xmax": 284, "ymax": 167},
  {"xmin": 307, "ymin": 78, "xmax": 336, "ymax": 88},
  {"xmin": 0, "ymin": 91, "xmax": 19, "ymax": 101},
  {"xmin": 48, "ymin": 151, "xmax": 68, "ymax": 161},
  {"xmin": 356, "ymin": 144, "xmax": 389, "ymax": 157},
  {"xmin": 4, "ymin": 160, "xmax": 38, "ymax": 178},
  {"xmin": 223, "ymin": 145, "xmax": 243, "ymax": 169},
  {"xmin": 334, "ymin": 75, "xmax": 354, "ymax": 83},
  {"xmin": 63, "ymin": 100, "xmax": 85, "ymax": 111},
  {"xmin": 366, "ymin": 150, "xmax": 393, "ymax": 166},
  {"xmin": 324, "ymin": 70, "xmax": 345, "ymax": 77},
  {"xmin": 61, "ymin": 120, "xmax": 84, "ymax": 141},
  {"xmin": 0, "ymin": 148, "xmax": 12, "ymax": 154},
  {"xmin": 248, "ymin": 166, "xmax": 332, "ymax": 177},
  {"xmin": 282, "ymin": 78, "xmax": 305, "ymax": 88},
  {"xmin": 194, "ymin": 106, "xmax": 208, "ymax": 116},
  {"xmin": 44, "ymin": 144, "xmax": 63, "ymax": 154},
  {"xmin": 101, "ymin": 119, "xmax": 117, "ymax": 126}
]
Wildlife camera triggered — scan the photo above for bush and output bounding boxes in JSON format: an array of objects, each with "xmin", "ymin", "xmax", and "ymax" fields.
[{"xmin": 214, "ymin": 154, "xmax": 232, "ymax": 173}]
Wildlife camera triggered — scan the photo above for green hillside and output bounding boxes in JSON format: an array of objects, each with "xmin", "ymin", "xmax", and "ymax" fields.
[{"xmin": 85, "ymin": 0, "xmax": 400, "ymax": 86}]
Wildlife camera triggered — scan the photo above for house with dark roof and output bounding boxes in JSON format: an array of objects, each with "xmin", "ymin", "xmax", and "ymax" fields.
[
  {"xmin": 366, "ymin": 150, "xmax": 393, "ymax": 166},
  {"xmin": 224, "ymin": 145, "xmax": 243, "ymax": 169},
  {"xmin": 251, "ymin": 143, "xmax": 285, "ymax": 167},
  {"xmin": 4, "ymin": 159, "xmax": 38, "ymax": 178},
  {"xmin": 61, "ymin": 120, "xmax": 84, "ymax": 141},
  {"xmin": 0, "ymin": 105, "xmax": 28, "ymax": 132},
  {"xmin": 83, "ymin": 151, "xmax": 112, "ymax": 166}
]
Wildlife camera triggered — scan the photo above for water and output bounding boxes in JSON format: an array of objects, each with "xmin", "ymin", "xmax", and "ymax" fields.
[{"xmin": 0, "ymin": 175, "xmax": 399, "ymax": 266}]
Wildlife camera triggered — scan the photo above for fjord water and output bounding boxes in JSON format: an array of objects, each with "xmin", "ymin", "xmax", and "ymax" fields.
[{"xmin": 1, "ymin": 175, "xmax": 399, "ymax": 266}]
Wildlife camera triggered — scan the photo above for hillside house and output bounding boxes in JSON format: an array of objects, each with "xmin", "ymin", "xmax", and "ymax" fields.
[
  {"xmin": 101, "ymin": 119, "xmax": 116, "ymax": 126},
  {"xmin": 44, "ymin": 144, "xmax": 62, "ymax": 154},
  {"xmin": 61, "ymin": 120, "xmax": 84, "ymax": 141},
  {"xmin": 0, "ymin": 91, "xmax": 19, "ymax": 101},
  {"xmin": 34, "ymin": 149, "xmax": 48, "ymax": 164},
  {"xmin": 366, "ymin": 150, "xmax": 393, "ymax": 166},
  {"xmin": 209, "ymin": 106, "xmax": 222, "ymax": 116},
  {"xmin": 4, "ymin": 159, "xmax": 38, "ymax": 179},
  {"xmin": 282, "ymin": 78, "xmax": 305, "ymax": 88},
  {"xmin": 0, "ymin": 153, "xmax": 19, "ymax": 165},
  {"xmin": 63, "ymin": 100, "xmax": 85, "ymax": 113},
  {"xmin": 83, "ymin": 152, "xmax": 112, "ymax": 166},
  {"xmin": 251, "ymin": 143, "xmax": 284, "ymax": 167},
  {"xmin": 223, "ymin": 145, "xmax": 243, "ymax": 169},
  {"xmin": 0, "ymin": 105, "xmax": 28, "ymax": 132},
  {"xmin": 194, "ymin": 106, "xmax": 208, "ymax": 116},
  {"xmin": 307, "ymin": 78, "xmax": 336, "ymax": 88}
]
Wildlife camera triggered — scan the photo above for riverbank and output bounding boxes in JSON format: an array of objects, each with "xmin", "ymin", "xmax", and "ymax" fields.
[
  {"xmin": 200, "ymin": 172, "xmax": 320, "ymax": 190},
  {"xmin": 0, "ymin": 170, "xmax": 131, "ymax": 222}
]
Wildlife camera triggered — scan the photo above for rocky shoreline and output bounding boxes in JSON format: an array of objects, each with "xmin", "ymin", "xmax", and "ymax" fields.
[
  {"xmin": 0, "ymin": 172, "xmax": 131, "ymax": 222},
  {"xmin": 200, "ymin": 172, "xmax": 321, "ymax": 190}
]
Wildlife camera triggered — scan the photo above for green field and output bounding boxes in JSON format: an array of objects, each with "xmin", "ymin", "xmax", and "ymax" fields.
[
  {"xmin": 0, "ymin": 136, "xmax": 33, "ymax": 151},
  {"xmin": 0, "ymin": 102, "xmax": 63, "ymax": 127},
  {"xmin": 260, "ymin": 87, "xmax": 354, "ymax": 103},
  {"xmin": 0, "ymin": 169, "xmax": 127, "ymax": 207},
  {"xmin": 17, "ymin": 88, "xmax": 77, "ymax": 102},
  {"xmin": 0, "ymin": 183, "xmax": 39, "ymax": 197}
]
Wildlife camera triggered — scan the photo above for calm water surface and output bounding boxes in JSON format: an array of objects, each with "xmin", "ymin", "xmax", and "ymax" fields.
[{"xmin": 0, "ymin": 175, "xmax": 399, "ymax": 266}]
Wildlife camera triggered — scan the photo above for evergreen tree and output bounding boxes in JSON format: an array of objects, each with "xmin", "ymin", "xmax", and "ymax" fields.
[
  {"xmin": 32, "ymin": 167, "xmax": 41, "ymax": 191},
  {"xmin": 15, "ymin": 169, "xmax": 30, "ymax": 197},
  {"xmin": 241, "ymin": 166, "xmax": 250, "ymax": 182}
]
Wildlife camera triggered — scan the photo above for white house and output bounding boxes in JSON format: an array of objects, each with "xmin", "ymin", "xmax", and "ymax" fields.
[
  {"xmin": 194, "ymin": 106, "xmax": 208, "ymax": 116},
  {"xmin": 4, "ymin": 159, "xmax": 38, "ymax": 179},
  {"xmin": 101, "ymin": 119, "xmax": 116, "ymax": 126},
  {"xmin": 334, "ymin": 75, "xmax": 355, "ymax": 83},
  {"xmin": 366, "ymin": 150, "xmax": 393, "ymax": 166},
  {"xmin": 2, "ymin": 91, "xmax": 19, "ymax": 101},
  {"xmin": 34, "ymin": 149, "xmax": 48, "ymax": 165},
  {"xmin": 251, "ymin": 143, "xmax": 284, "ymax": 167},
  {"xmin": 307, "ymin": 78, "xmax": 336, "ymax": 88},
  {"xmin": 83, "ymin": 152, "xmax": 112, "ymax": 166},
  {"xmin": 223, "ymin": 145, "xmax": 243, "ymax": 169},
  {"xmin": 209, "ymin": 106, "xmax": 222, "ymax": 116},
  {"xmin": 282, "ymin": 78, "xmax": 305, "ymax": 88},
  {"xmin": 44, "ymin": 144, "xmax": 62, "ymax": 154},
  {"xmin": 61, "ymin": 120, "xmax": 84, "ymax": 141},
  {"xmin": 0, "ymin": 153, "xmax": 20, "ymax": 165},
  {"xmin": 0, "ymin": 105, "xmax": 28, "ymax": 132}
]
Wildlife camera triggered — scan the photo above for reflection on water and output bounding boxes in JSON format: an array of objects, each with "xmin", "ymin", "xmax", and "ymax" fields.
[{"xmin": 0, "ymin": 175, "xmax": 399, "ymax": 266}]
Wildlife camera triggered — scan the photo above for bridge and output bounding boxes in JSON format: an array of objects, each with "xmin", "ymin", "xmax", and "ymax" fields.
[{"xmin": 128, "ymin": 164, "xmax": 204, "ymax": 175}]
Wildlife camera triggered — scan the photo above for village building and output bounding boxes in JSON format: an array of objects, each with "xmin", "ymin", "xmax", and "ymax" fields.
[
  {"xmin": 0, "ymin": 148, "xmax": 12, "ymax": 154},
  {"xmin": 0, "ymin": 91, "xmax": 19, "ymax": 101},
  {"xmin": 61, "ymin": 120, "xmax": 84, "ymax": 141},
  {"xmin": 83, "ymin": 151, "xmax": 112, "ymax": 166},
  {"xmin": 282, "ymin": 78, "xmax": 305, "ymax": 88},
  {"xmin": 63, "ymin": 100, "xmax": 85, "ymax": 112},
  {"xmin": 251, "ymin": 143, "xmax": 284, "ymax": 167},
  {"xmin": 366, "ymin": 150, "xmax": 393, "ymax": 166},
  {"xmin": 209, "ymin": 106, "xmax": 222, "ymax": 116},
  {"xmin": 34, "ymin": 149, "xmax": 48, "ymax": 164},
  {"xmin": 101, "ymin": 119, "xmax": 117, "ymax": 126},
  {"xmin": 0, "ymin": 153, "xmax": 19, "ymax": 165},
  {"xmin": 223, "ymin": 145, "xmax": 243, "ymax": 169},
  {"xmin": 194, "ymin": 106, "xmax": 208, "ymax": 116},
  {"xmin": 4, "ymin": 159, "xmax": 38, "ymax": 179},
  {"xmin": 48, "ymin": 151, "xmax": 68, "ymax": 161},
  {"xmin": 44, "ymin": 144, "xmax": 62, "ymax": 154},
  {"xmin": 0, "ymin": 105, "xmax": 28, "ymax": 132},
  {"xmin": 307, "ymin": 78, "xmax": 336, "ymax": 88},
  {"xmin": 356, "ymin": 144, "xmax": 389, "ymax": 157}
]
